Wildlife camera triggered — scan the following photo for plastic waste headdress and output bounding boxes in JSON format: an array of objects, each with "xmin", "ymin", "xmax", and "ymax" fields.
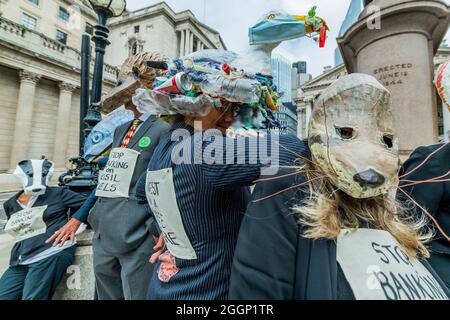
[{"xmin": 132, "ymin": 50, "xmax": 283, "ymax": 130}]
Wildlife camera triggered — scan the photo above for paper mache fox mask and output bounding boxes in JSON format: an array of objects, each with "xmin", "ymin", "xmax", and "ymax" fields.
[{"xmin": 308, "ymin": 73, "xmax": 399, "ymax": 199}]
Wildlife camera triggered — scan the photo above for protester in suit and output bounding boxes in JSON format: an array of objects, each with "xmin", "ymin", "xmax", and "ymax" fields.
[
  {"xmin": 0, "ymin": 159, "xmax": 85, "ymax": 300},
  {"xmin": 87, "ymin": 112, "xmax": 168, "ymax": 300},
  {"xmin": 135, "ymin": 101, "xmax": 308, "ymax": 300},
  {"xmin": 399, "ymin": 143, "xmax": 450, "ymax": 289},
  {"xmin": 48, "ymin": 52, "xmax": 170, "ymax": 300}
]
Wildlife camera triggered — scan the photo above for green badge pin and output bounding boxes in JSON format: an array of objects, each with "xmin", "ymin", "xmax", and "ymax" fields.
[{"xmin": 138, "ymin": 136, "xmax": 151, "ymax": 148}]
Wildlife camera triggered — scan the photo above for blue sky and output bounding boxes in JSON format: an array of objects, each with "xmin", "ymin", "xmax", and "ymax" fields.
[{"xmin": 126, "ymin": 0, "xmax": 450, "ymax": 77}]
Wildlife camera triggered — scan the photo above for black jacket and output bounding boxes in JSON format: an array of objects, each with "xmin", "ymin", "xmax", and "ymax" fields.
[
  {"xmin": 399, "ymin": 143, "xmax": 450, "ymax": 255},
  {"xmin": 229, "ymin": 162, "xmax": 449, "ymax": 300},
  {"xmin": 3, "ymin": 187, "xmax": 85, "ymax": 266},
  {"xmin": 229, "ymin": 165, "xmax": 354, "ymax": 299}
]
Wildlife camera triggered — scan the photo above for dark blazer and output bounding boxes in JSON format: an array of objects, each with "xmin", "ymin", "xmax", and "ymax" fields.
[
  {"xmin": 230, "ymin": 163, "xmax": 450, "ymax": 300},
  {"xmin": 87, "ymin": 115, "xmax": 170, "ymax": 254},
  {"xmin": 3, "ymin": 187, "xmax": 85, "ymax": 266},
  {"xmin": 399, "ymin": 143, "xmax": 450, "ymax": 255}
]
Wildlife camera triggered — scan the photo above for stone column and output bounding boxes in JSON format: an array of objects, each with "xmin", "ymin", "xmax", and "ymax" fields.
[
  {"xmin": 184, "ymin": 29, "xmax": 191, "ymax": 55},
  {"xmin": 189, "ymin": 31, "xmax": 194, "ymax": 54},
  {"xmin": 296, "ymin": 106, "xmax": 306, "ymax": 139},
  {"xmin": 196, "ymin": 39, "xmax": 202, "ymax": 52},
  {"xmin": 179, "ymin": 29, "xmax": 185, "ymax": 56},
  {"xmin": 9, "ymin": 70, "xmax": 41, "ymax": 169},
  {"xmin": 337, "ymin": 0, "xmax": 450, "ymax": 156},
  {"xmin": 305, "ymin": 99, "xmax": 313, "ymax": 135},
  {"xmin": 53, "ymin": 82, "xmax": 76, "ymax": 169}
]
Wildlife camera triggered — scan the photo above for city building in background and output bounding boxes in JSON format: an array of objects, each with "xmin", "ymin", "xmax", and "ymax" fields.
[
  {"xmin": 271, "ymin": 52, "xmax": 294, "ymax": 103},
  {"xmin": 0, "ymin": 0, "xmax": 225, "ymax": 187},
  {"xmin": 272, "ymin": 103, "xmax": 298, "ymax": 135},
  {"xmin": 105, "ymin": 2, "xmax": 226, "ymax": 66},
  {"xmin": 297, "ymin": 0, "xmax": 449, "ymax": 152},
  {"xmin": 296, "ymin": 45, "xmax": 450, "ymax": 141},
  {"xmin": 271, "ymin": 54, "xmax": 312, "ymax": 135},
  {"xmin": 334, "ymin": 0, "xmax": 365, "ymax": 66}
]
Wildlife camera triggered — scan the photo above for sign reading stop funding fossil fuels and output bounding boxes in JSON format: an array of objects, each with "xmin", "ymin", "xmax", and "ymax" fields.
[
  {"xmin": 4, "ymin": 205, "xmax": 48, "ymax": 242},
  {"xmin": 95, "ymin": 148, "xmax": 140, "ymax": 198}
]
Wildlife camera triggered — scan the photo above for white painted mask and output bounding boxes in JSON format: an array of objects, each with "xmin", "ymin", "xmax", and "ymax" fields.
[{"xmin": 13, "ymin": 159, "xmax": 54, "ymax": 196}]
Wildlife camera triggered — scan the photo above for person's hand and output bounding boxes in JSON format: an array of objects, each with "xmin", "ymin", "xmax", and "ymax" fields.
[
  {"xmin": 92, "ymin": 156, "xmax": 102, "ymax": 163},
  {"xmin": 149, "ymin": 234, "xmax": 165, "ymax": 264},
  {"xmin": 46, "ymin": 218, "xmax": 82, "ymax": 247}
]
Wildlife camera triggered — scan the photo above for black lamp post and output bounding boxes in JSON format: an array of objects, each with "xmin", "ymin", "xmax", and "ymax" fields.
[
  {"xmin": 83, "ymin": 0, "xmax": 126, "ymax": 144},
  {"xmin": 60, "ymin": 0, "xmax": 125, "ymax": 191}
]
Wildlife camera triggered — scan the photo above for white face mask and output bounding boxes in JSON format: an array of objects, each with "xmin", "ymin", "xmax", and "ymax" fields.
[{"xmin": 13, "ymin": 160, "xmax": 54, "ymax": 196}]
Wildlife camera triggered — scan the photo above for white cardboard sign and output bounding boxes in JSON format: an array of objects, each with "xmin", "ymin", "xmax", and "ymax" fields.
[
  {"xmin": 4, "ymin": 205, "xmax": 48, "ymax": 242},
  {"xmin": 95, "ymin": 148, "xmax": 140, "ymax": 198},
  {"xmin": 337, "ymin": 228, "xmax": 448, "ymax": 300},
  {"xmin": 145, "ymin": 168, "xmax": 197, "ymax": 260}
]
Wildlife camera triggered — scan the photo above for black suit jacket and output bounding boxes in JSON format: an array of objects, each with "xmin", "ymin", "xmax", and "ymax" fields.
[
  {"xmin": 230, "ymin": 160, "xmax": 449, "ymax": 299},
  {"xmin": 399, "ymin": 143, "xmax": 450, "ymax": 255},
  {"xmin": 3, "ymin": 187, "xmax": 85, "ymax": 266}
]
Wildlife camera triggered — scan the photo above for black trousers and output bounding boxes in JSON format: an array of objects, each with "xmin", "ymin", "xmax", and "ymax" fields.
[{"xmin": 0, "ymin": 246, "xmax": 75, "ymax": 300}]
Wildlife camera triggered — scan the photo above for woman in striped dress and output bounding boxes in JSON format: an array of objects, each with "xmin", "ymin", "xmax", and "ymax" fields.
[{"xmin": 136, "ymin": 101, "xmax": 309, "ymax": 299}]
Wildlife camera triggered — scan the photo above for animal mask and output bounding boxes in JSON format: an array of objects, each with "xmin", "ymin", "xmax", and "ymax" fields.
[
  {"xmin": 308, "ymin": 74, "xmax": 399, "ymax": 199},
  {"xmin": 13, "ymin": 159, "xmax": 54, "ymax": 196},
  {"xmin": 248, "ymin": 8, "xmax": 328, "ymax": 45},
  {"xmin": 101, "ymin": 52, "xmax": 167, "ymax": 113},
  {"xmin": 83, "ymin": 109, "xmax": 134, "ymax": 162}
]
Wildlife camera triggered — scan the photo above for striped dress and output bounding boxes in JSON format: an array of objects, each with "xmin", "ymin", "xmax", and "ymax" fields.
[{"xmin": 136, "ymin": 121, "xmax": 309, "ymax": 300}]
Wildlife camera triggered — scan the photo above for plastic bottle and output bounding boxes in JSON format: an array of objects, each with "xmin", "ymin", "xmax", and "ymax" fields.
[{"xmin": 200, "ymin": 74, "xmax": 262, "ymax": 104}]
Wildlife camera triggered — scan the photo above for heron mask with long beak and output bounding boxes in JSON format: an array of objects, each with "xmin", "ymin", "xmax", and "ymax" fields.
[
  {"xmin": 248, "ymin": 7, "xmax": 329, "ymax": 45},
  {"xmin": 308, "ymin": 74, "xmax": 399, "ymax": 199}
]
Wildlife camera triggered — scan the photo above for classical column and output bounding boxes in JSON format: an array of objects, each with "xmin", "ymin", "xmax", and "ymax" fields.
[
  {"xmin": 305, "ymin": 100, "xmax": 313, "ymax": 136},
  {"xmin": 9, "ymin": 70, "xmax": 41, "ymax": 169},
  {"xmin": 296, "ymin": 106, "xmax": 305, "ymax": 139},
  {"xmin": 184, "ymin": 29, "xmax": 191, "ymax": 55},
  {"xmin": 53, "ymin": 82, "xmax": 76, "ymax": 169},
  {"xmin": 196, "ymin": 39, "xmax": 201, "ymax": 52},
  {"xmin": 189, "ymin": 31, "xmax": 194, "ymax": 54},
  {"xmin": 179, "ymin": 29, "xmax": 185, "ymax": 56}
]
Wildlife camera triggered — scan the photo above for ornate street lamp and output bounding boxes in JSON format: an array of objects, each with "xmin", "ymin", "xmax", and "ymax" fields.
[
  {"xmin": 60, "ymin": 0, "xmax": 126, "ymax": 191},
  {"xmin": 83, "ymin": 0, "xmax": 126, "ymax": 143}
]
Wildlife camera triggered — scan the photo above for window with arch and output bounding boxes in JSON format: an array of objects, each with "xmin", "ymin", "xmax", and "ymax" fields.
[{"xmin": 128, "ymin": 38, "xmax": 144, "ymax": 56}]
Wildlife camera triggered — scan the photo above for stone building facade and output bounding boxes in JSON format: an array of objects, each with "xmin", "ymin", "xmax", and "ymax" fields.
[
  {"xmin": 0, "ymin": 0, "xmax": 225, "ymax": 187},
  {"xmin": 105, "ymin": 2, "xmax": 226, "ymax": 66}
]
